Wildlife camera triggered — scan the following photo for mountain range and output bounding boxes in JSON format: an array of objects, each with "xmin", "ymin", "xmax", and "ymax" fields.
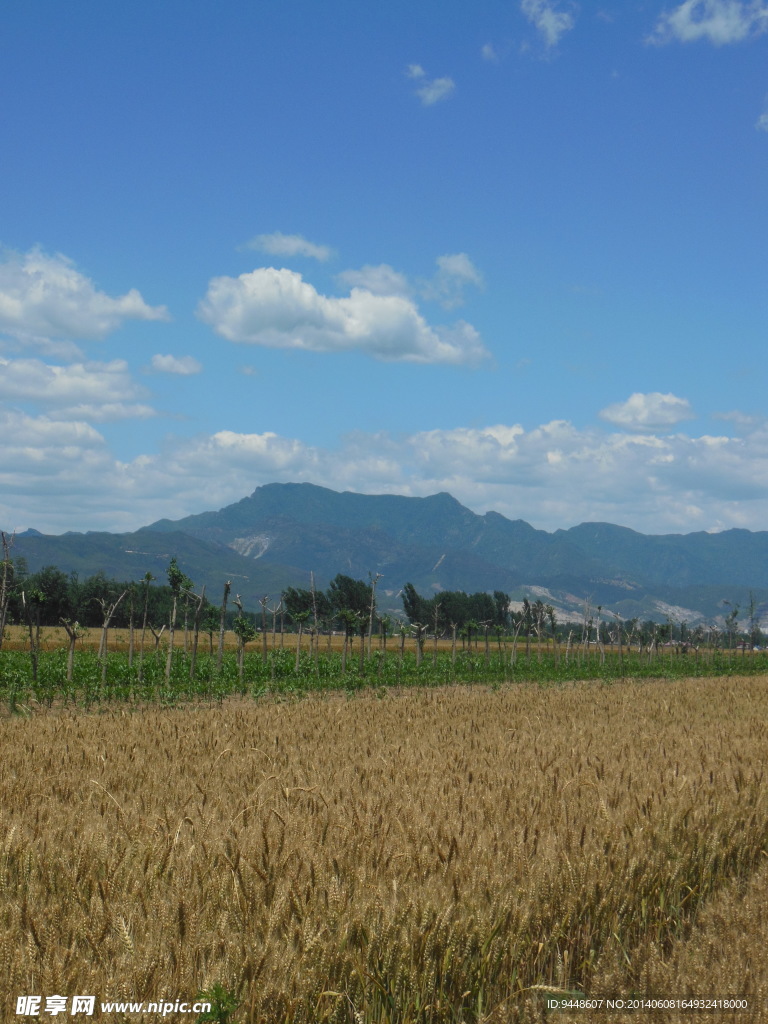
[{"xmin": 8, "ymin": 482, "xmax": 768, "ymax": 626}]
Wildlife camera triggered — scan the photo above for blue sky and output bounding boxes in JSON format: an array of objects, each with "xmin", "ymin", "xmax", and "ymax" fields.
[{"xmin": 2, "ymin": 0, "xmax": 768, "ymax": 536}]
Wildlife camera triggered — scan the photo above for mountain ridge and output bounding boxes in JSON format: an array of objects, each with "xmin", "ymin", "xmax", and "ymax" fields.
[{"xmin": 6, "ymin": 482, "xmax": 768, "ymax": 625}]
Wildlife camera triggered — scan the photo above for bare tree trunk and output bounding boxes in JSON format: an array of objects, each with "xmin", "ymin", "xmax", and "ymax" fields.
[
  {"xmin": 310, "ymin": 573, "xmax": 319, "ymax": 668},
  {"xmin": 138, "ymin": 574, "xmax": 153, "ymax": 682},
  {"xmin": 189, "ymin": 586, "xmax": 205, "ymax": 681},
  {"xmin": 260, "ymin": 595, "xmax": 269, "ymax": 665},
  {"xmin": 96, "ymin": 592, "xmax": 127, "ymax": 685},
  {"xmin": 367, "ymin": 572, "xmax": 382, "ymax": 657},
  {"xmin": 165, "ymin": 594, "xmax": 178, "ymax": 682},
  {"xmin": 23, "ymin": 593, "xmax": 41, "ymax": 685},
  {"xmin": 127, "ymin": 591, "xmax": 135, "ymax": 668},
  {"xmin": 182, "ymin": 595, "xmax": 190, "ymax": 654},
  {"xmin": 149, "ymin": 624, "xmax": 166, "ymax": 650},
  {"xmin": 60, "ymin": 618, "xmax": 85, "ymax": 685},
  {"xmin": 0, "ymin": 531, "xmax": 15, "ymax": 651},
  {"xmin": 295, "ymin": 618, "xmax": 304, "ymax": 672},
  {"xmin": 217, "ymin": 581, "xmax": 231, "ymax": 672}
]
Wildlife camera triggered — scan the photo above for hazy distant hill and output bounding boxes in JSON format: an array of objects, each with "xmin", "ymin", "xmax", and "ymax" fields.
[
  {"xmin": 8, "ymin": 482, "xmax": 768, "ymax": 624},
  {"xmin": 142, "ymin": 482, "xmax": 768, "ymax": 624}
]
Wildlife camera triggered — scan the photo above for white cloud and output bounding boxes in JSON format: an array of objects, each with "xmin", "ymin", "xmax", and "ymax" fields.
[
  {"xmin": 422, "ymin": 253, "xmax": 484, "ymax": 309},
  {"xmin": 335, "ymin": 264, "xmax": 411, "ymax": 297},
  {"xmin": 197, "ymin": 266, "xmax": 487, "ymax": 365},
  {"xmin": 337, "ymin": 254, "xmax": 483, "ymax": 309},
  {"xmin": 0, "ymin": 357, "xmax": 155, "ymax": 420},
  {"xmin": 7, "ymin": 410, "xmax": 768, "ymax": 535},
  {"xmin": 521, "ymin": 0, "xmax": 576, "ymax": 47},
  {"xmin": 0, "ymin": 408, "xmax": 105, "ymax": 452},
  {"xmin": 599, "ymin": 392, "xmax": 694, "ymax": 431},
  {"xmin": 481, "ymin": 43, "xmax": 499, "ymax": 61},
  {"xmin": 406, "ymin": 65, "xmax": 456, "ymax": 106},
  {"xmin": 416, "ymin": 77, "xmax": 456, "ymax": 106},
  {"xmin": 756, "ymin": 109, "xmax": 768, "ymax": 131},
  {"xmin": 0, "ymin": 248, "xmax": 169, "ymax": 344},
  {"xmin": 243, "ymin": 233, "xmax": 333, "ymax": 262},
  {"xmin": 0, "ymin": 408, "xmax": 110, "ymax": 531},
  {"xmin": 53, "ymin": 403, "xmax": 156, "ymax": 422},
  {"xmin": 649, "ymin": 0, "xmax": 768, "ymax": 45},
  {"xmin": 149, "ymin": 354, "xmax": 202, "ymax": 375}
]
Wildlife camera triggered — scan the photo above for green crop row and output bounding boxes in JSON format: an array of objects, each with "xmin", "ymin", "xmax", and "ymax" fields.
[{"xmin": 2, "ymin": 643, "xmax": 767, "ymax": 710}]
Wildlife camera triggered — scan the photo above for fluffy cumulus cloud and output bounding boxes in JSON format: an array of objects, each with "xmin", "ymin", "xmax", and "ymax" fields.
[
  {"xmin": 243, "ymin": 233, "xmax": 333, "ymax": 262},
  {"xmin": 649, "ymin": 0, "xmax": 768, "ymax": 45},
  {"xmin": 149, "ymin": 354, "xmax": 202, "ymax": 375},
  {"xmin": 0, "ymin": 248, "xmax": 169, "ymax": 346},
  {"xmin": 405, "ymin": 64, "xmax": 456, "ymax": 106},
  {"xmin": 599, "ymin": 392, "xmax": 694, "ymax": 431},
  {"xmin": 0, "ymin": 357, "xmax": 155, "ymax": 421},
  {"xmin": 197, "ymin": 267, "xmax": 487, "ymax": 364},
  {"xmin": 521, "ymin": 0, "xmax": 576, "ymax": 47}
]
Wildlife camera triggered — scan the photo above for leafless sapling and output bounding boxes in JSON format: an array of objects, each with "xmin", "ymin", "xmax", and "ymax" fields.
[
  {"xmin": 22, "ymin": 588, "xmax": 45, "ymax": 684},
  {"xmin": 293, "ymin": 610, "xmax": 310, "ymax": 672},
  {"xmin": 148, "ymin": 623, "xmax": 166, "ymax": 650},
  {"xmin": 217, "ymin": 580, "xmax": 231, "ymax": 672},
  {"xmin": 0, "ymin": 531, "xmax": 15, "ymax": 651},
  {"xmin": 232, "ymin": 595, "xmax": 256, "ymax": 687},
  {"xmin": 137, "ymin": 571, "xmax": 155, "ymax": 681},
  {"xmin": 259, "ymin": 595, "xmax": 269, "ymax": 664},
  {"xmin": 60, "ymin": 617, "xmax": 86, "ymax": 683},
  {"xmin": 94, "ymin": 590, "xmax": 127, "ymax": 684},
  {"xmin": 367, "ymin": 572, "xmax": 383, "ymax": 657},
  {"xmin": 165, "ymin": 557, "xmax": 192, "ymax": 681},
  {"xmin": 189, "ymin": 585, "xmax": 206, "ymax": 681}
]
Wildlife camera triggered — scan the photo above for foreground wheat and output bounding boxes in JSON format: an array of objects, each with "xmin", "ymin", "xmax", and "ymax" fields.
[{"xmin": 1, "ymin": 678, "xmax": 767, "ymax": 1022}]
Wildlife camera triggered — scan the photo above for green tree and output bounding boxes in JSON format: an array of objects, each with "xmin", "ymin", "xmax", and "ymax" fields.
[
  {"xmin": 26, "ymin": 565, "xmax": 72, "ymax": 624},
  {"xmin": 327, "ymin": 574, "xmax": 372, "ymax": 617},
  {"xmin": 401, "ymin": 582, "xmax": 426, "ymax": 625},
  {"xmin": 493, "ymin": 590, "xmax": 511, "ymax": 629}
]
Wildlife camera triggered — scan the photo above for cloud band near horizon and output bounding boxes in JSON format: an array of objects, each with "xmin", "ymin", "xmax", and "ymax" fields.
[{"xmin": 2, "ymin": 405, "xmax": 767, "ymax": 538}]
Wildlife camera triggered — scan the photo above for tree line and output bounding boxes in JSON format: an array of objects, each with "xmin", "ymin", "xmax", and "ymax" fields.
[
  {"xmin": 1, "ymin": 531, "xmax": 761, "ymax": 658},
  {"xmin": 0, "ymin": 541, "xmax": 384, "ymax": 643}
]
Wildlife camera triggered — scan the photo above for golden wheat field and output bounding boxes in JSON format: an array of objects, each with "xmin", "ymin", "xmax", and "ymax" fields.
[{"xmin": 1, "ymin": 677, "xmax": 767, "ymax": 1023}]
